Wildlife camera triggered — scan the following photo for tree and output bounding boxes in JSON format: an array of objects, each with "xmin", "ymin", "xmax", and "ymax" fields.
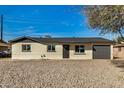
[
  {"xmin": 84, "ymin": 5, "xmax": 124, "ymax": 39},
  {"xmin": 113, "ymin": 36, "xmax": 124, "ymax": 43}
]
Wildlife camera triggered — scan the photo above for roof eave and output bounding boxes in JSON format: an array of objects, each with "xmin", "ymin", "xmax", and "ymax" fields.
[{"xmin": 9, "ymin": 36, "xmax": 42, "ymax": 44}]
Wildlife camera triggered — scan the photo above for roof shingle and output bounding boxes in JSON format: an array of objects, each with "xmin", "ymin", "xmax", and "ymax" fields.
[{"xmin": 9, "ymin": 36, "xmax": 114, "ymax": 44}]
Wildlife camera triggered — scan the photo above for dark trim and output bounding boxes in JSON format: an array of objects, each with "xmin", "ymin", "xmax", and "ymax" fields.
[
  {"xmin": 9, "ymin": 36, "xmax": 42, "ymax": 44},
  {"xmin": 47, "ymin": 50, "xmax": 56, "ymax": 52},
  {"xmin": 22, "ymin": 44, "xmax": 31, "ymax": 52},
  {"xmin": 47, "ymin": 44, "xmax": 56, "ymax": 52},
  {"xmin": 75, "ymin": 45, "xmax": 85, "ymax": 53},
  {"xmin": 74, "ymin": 52, "xmax": 86, "ymax": 55},
  {"xmin": 22, "ymin": 50, "xmax": 31, "ymax": 52}
]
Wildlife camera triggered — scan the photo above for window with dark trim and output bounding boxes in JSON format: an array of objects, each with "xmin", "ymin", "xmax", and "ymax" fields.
[
  {"xmin": 75, "ymin": 45, "xmax": 85, "ymax": 53},
  {"xmin": 22, "ymin": 44, "xmax": 31, "ymax": 52},
  {"xmin": 47, "ymin": 44, "xmax": 55, "ymax": 52}
]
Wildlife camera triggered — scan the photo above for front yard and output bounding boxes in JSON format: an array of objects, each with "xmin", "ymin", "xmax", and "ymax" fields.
[{"xmin": 0, "ymin": 59, "xmax": 124, "ymax": 88}]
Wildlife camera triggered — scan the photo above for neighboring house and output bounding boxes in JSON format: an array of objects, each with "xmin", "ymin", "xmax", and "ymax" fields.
[
  {"xmin": 113, "ymin": 43, "xmax": 124, "ymax": 59},
  {"xmin": 0, "ymin": 40, "xmax": 8, "ymax": 52},
  {"xmin": 9, "ymin": 36, "xmax": 114, "ymax": 60}
]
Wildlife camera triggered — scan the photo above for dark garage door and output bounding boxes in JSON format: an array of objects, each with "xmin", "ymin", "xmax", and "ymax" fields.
[{"xmin": 93, "ymin": 45, "xmax": 111, "ymax": 59}]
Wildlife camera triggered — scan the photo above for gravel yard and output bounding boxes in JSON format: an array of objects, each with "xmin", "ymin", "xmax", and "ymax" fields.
[{"xmin": 0, "ymin": 59, "xmax": 124, "ymax": 88}]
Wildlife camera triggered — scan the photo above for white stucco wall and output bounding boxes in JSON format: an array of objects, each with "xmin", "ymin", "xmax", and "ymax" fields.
[
  {"xmin": 12, "ymin": 42, "xmax": 93, "ymax": 59},
  {"xmin": 69, "ymin": 44, "xmax": 92, "ymax": 59},
  {"xmin": 113, "ymin": 46, "xmax": 124, "ymax": 59},
  {"xmin": 111, "ymin": 45, "xmax": 113, "ymax": 59},
  {"xmin": 12, "ymin": 42, "xmax": 113, "ymax": 60},
  {"xmin": 12, "ymin": 42, "xmax": 62, "ymax": 59}
]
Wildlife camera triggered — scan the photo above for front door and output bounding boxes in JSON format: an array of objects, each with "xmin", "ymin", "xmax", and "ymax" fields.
[{"xmin": 63, "ymin": 45, "xmax": 70, "ymax": 58}]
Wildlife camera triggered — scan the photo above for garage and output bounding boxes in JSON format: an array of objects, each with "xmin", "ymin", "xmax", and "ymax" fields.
[{"xmin": 93, "ymin": 45, "xmax": 111, "ymax": 59}]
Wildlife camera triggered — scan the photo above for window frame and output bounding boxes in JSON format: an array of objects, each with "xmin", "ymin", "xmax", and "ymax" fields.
[
  {"xmin": 22, "ymin": 44, "xmax": 31, "ymax": 52},
  {"xmin": 47, "ymin": 44, "xmax": 56, "ymax": 52},
  {"xmin": 75, "ymin": 45, "xmax": 85, "ymax": 54}
]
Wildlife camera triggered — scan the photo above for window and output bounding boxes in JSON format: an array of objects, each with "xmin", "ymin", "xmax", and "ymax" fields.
[
  {"xmin": 22, "ymin": 44, "xmax": 31, "ymax": 52},
  {"xmin": 75, "ymin": 45, "xmax": 85, "ymax": 53},
  {"xmin": 47, "ymin": 44, "xmax": 55, "ymax": 52}
]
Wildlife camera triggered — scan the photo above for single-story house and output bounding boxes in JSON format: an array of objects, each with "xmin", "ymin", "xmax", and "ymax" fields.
[
  {"xmin": 0, "ymin": 40, "xmax": 8, "ymax": 52},
  {"xmin": 113, "ymin": 43, "xmax": 124, "ymax": 59},
  {"xmin": 9, "ymin": 36, "xmax": 114, "ymax": 60}
]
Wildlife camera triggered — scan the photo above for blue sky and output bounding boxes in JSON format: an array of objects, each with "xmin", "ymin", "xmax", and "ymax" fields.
[{"xmin": 0, "ymin": 5, "xmax": 113, "ymax": 41}]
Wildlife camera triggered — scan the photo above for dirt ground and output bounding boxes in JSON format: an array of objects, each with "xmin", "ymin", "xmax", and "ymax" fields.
[{"xmin": 0, "ymin": 59, "xmax": 124, "ymax": 88}]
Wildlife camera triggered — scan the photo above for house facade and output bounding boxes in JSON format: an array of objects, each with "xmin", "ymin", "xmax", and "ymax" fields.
[
  {"xmin": 9, "ymin": 37, "xmax": 114, "ymax": 60},
  {"xmin": 113, "ymin": 44, "xmax": 124, "ymax": 59},
  {"xmin": 0, "ymin": 40, "xmax": 9, "ymax": 52}
]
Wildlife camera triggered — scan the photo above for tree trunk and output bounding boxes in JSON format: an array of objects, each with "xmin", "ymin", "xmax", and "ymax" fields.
[{"xmin": 118, "ymin": 30, "xmax": 124, "ymax": 39}]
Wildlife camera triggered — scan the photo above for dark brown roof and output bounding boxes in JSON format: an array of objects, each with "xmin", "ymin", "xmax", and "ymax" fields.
[{"xmin": 9, "ymin": 36, "xmax": 114, "ymax": 44}]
